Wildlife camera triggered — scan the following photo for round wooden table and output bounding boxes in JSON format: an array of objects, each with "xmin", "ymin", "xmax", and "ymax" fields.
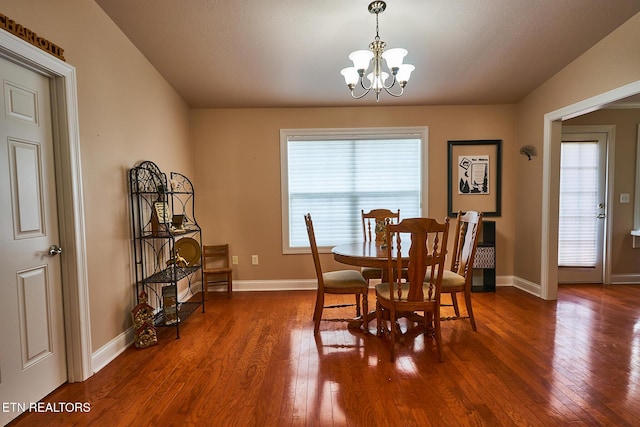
[
  {"xmin": 331, "ymin": 241, "xmax": 410, "ymax": 271},
  {"xmin": 331, "ymin": 241, "xmax": 420, "ymax": 333}
]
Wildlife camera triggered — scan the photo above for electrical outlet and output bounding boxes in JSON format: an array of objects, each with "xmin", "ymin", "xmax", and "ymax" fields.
[
  {"xmin": 232, "ymin": 256, "xmax": 239, "ymax": 265},
  {"xmin": 620, "ymin": 193, "xmax": 630, "ymax": 203},
  {"xmin": 251, "ymin": 255, "xmax": 259, "ymax": 265}
]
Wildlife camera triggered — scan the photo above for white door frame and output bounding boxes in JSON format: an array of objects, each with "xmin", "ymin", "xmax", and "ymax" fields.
[
  {"xmin": 0, "ymin": 31, "xmax": 92, "ymax": 381},
  {"xmin": 541, "ymin": 80, "xmax": 640, "ymax": 300}
]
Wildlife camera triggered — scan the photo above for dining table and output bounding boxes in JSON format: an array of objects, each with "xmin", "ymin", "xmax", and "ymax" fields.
[
  {"xmin": 331, "ymin": 240, "xmax": 424, "ymax": 333},
  {"xmin": 331, "ymin": 240, "xmax": 410, "ymax": 272}
]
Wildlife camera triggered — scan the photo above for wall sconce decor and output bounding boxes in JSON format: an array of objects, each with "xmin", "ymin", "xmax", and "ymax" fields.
[{"xmin": 520, "ymin": 145, "xmax": 537, "ymax": 160}]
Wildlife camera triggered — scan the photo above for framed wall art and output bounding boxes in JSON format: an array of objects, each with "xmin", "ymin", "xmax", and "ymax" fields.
[{"xmin": 447, "ymin": 139, "xmax": 502, "ymax": 217}]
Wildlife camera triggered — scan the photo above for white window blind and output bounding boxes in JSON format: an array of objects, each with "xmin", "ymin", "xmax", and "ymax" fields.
[
  {"xmin": 281, "ymin": 128, "xmax": 427, "ymax": 253},
  {"xmin": 558, "ymin": 142, "xmax": 598, "ymax": 267}
]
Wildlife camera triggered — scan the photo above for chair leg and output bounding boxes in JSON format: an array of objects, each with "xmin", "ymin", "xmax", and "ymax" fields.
[
  {"xmin": 451, "ymin": 292, "xmax": 461, "ymax": 317},
  {"xmin": 355, "ymin": 294, "xmax": 361, "ymax": 317},
  {"xmin": 361, "ymin": 291, "xmax": 369, "ymax": 333},
  {"xmin": 465, "ymin": 291, "xmax": 477, "ymax": 332},
  {"xmin": 376, "ymin": 300, "xmax": 382, "ymax": 336},
  {"xmin": 313, "ymin": 291, "xmax": 324, "ymax": 335},
  {"xmin": 389, "ymin": 308, "xmax": 396, "ymax": 362},
  {"xmin": 227, "ymin": 274, "xmax": 233, "ymax": 298},
  {"xmin": 433, "ymin": 312, "xmax": 444, "ymax": 363}
]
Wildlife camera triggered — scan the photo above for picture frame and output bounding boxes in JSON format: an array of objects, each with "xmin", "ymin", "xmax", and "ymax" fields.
[{"xmin": 447, "ymin": 139, "xmax": 502, "ymax": 217}]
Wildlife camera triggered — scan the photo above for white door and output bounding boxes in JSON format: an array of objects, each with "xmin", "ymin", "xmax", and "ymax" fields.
[
  {"xmin": 557, "ymin": 132, "xmax": 607, "ymax": 284},
  {"xmin": 0, "ymin": 56, "xmax": 67, "ymax": 424}
]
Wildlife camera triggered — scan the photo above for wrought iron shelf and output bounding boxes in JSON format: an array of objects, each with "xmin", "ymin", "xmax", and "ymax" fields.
[
  {"xmin": 129, "ymin": 160, "xmax": 204, "ymax": 339},
  {"xmin": 143, "ymin": 266, "xmax": 201, "ymax": 284},
  {"xmin": 153, "ymin": 302, "xmax": 201, "ymax": 328}
]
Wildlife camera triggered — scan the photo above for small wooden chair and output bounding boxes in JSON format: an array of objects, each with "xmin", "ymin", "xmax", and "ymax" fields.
[
  {"xmin": 361, "ymin": 209, "xmax": 400, "ymax": 283},
  {"xmin": 203, "ymin": 244, "xmax": 233, "ymax": 298},
  {"xmin": 375, "ymin": 217, "xmax": 449, "ymax": 362},
  {"xmin": 440, "ymin": 211, "xmax": 483, "ymax": 331},
  {"xmin": 305, "ymin": 214, "xmax": 369, "ymax": 335}
]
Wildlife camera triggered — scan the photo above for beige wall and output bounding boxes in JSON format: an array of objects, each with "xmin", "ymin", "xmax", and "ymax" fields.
[
  {"xmin": 2, "ymin": 1, "xmax": 638, "ymax": 360},
  {"xmin": 515, "ymin": 12, "xmax": 640, "ymax": 284},
  {"xmin": 565, "ymin": 109, "xmax": 640, "ymax": 276},
  {"xmin": 191, "ymin": 105, "xmax": 517, "ymax": 281},
  {"xmin": 2, "ymin": 1, "xmax": 194, "ymax": 351}
]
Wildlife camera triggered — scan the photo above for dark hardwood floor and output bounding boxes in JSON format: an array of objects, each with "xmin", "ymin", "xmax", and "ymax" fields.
[{"xmin": 9, "ymin": 285, "xmax": 640, "ymax": 426}]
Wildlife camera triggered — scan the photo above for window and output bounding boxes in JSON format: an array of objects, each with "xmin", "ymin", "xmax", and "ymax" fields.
[
  {"xmin": 558, "ymin": 141, "xmax": 600, "ymax": 267},
  {"xmin": 280, "ymin": 127, "xmax": 428, "ymax": 253}
]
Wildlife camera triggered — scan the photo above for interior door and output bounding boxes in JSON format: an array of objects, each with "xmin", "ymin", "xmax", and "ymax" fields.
[
  {"xmin": 557, "ymin": 131, "xmax": 607, "ymax": 284},
  {"xmin": 0, "ymin": 56, "xmax": 67, "ymax": 424}
]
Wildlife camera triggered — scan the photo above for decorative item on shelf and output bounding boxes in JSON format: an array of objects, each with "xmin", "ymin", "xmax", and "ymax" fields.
[
  {"xmin": 162, "ymin": 286, "xmax": 179, "ymax": 325},
  {"xmin": 151, "ymin": 200, "xmax": 171, "ymax": 235},
  {"xmin": 166, "ymin": 248, "xmax": 189, "ymax": 268},
  {"xmin": 131, "ymin": 291, "xmax": 157, "ymax": 349},
  {"xmin": 340, "ymin": 1, "xmax": 415, "ymax": 102},
  {"xmin": 171, "ymin": 214, "xmax": 186, "ymax": 234},
  {"xmin": 520, "ymin": 145, "xmax": 537, "ymax": 160},
  {"xmin": 173, "ymin": 237, "xmax": 201, "ymax": 266}
]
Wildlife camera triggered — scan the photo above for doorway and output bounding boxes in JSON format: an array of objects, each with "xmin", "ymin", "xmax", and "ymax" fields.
[
  {"xmin": 0, "ymin": 31, "xmax": 92, "ymax": 386},
  {"xmin": 558, "ymin": 128, "xmax": 609, "ymax": 284},
  {"xmin": 541, "ymin": 83, "xmax": 640, "ymax": 301}
]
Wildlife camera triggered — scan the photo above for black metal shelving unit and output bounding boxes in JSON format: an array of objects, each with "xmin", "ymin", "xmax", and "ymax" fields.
[{"xmin": 129, "ymin": 160, "xmax": 204, "ymax": 338}]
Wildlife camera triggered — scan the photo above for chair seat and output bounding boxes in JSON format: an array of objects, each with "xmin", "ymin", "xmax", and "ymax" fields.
[
  {"xmin": 204, "ymin": 267, "xmax": 233, "ymax": 274},
  {"xmin": 375, "ymin": 282, "xmax": 437, "ymax": 303},
  {"xmin": 323, "ymin": 270, "xmax": 367, "ymax": 290},
  {"xmin": 425, "ymin": 268, "xmax": 465, "ymax": 289}
]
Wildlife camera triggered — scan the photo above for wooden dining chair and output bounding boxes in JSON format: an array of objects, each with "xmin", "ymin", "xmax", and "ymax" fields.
[
  {"xmin": 375, "ymin": 217, "xmax": 450, "ymax": 362},
  {"xmin": 360, "ymin": 209, "xmax": 400, "ymax": 284},
  {"xmin": 202, "ymin": 244, "xmax": 233, "ymax": 298},
  {"xmin": 305, "ymin": 214, "xmax": 369, "ymax": 335},
  {"xmin": 439, "ymin": 210, "xmax": 483, "ymax": 331}
]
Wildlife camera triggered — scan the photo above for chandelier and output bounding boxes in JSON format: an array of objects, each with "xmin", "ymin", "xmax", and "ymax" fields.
[{"xmin": 340, "ymin": 1, "xmax": 415, "ymax": 102}]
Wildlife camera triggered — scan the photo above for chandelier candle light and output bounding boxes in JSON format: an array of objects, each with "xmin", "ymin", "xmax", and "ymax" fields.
[{"xmin": 340, "ymin": 1, "xmax": 415, "ymax": 101}]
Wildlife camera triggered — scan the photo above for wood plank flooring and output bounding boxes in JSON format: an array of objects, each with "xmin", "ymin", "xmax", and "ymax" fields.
[{"xmin": 8, "ymin": 285, "xmax": 640, "ymax": 426}]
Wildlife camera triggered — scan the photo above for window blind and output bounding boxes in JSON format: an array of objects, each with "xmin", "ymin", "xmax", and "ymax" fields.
[
  {"xmin": 558, "ymin": 142, "xmax": 599, "ymax": 267},
  {"xmin": 283, "ymin": 132, "xmax": 424, "ymax": 251}
]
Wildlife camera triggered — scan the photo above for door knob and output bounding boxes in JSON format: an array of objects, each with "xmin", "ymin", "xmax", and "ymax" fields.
[{"xmin": 48, "ymin": 245, "xmax": 63, "ymax": 256}]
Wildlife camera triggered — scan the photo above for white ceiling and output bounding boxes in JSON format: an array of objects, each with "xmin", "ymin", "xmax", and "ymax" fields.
[{"xmin": 95, "ymin": 0, "xmax": 640, "ymax": 109}]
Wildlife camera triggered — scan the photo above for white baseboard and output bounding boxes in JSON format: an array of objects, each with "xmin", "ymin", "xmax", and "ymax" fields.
[
  {"xmin": 511, "ymin": 276, "xmax": 542, "ymax": 297},
  {"xmin": 91, "ymin": 326, "xmax": 134, "ymax": 374},
  {"xmin": 611, "ymin": 273, "xmax": 640, "ymax": 284}
]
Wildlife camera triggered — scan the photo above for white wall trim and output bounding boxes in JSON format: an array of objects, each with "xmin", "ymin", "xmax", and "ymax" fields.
[
  {"xmin": 92, "ymin": 327, "xmax": 134, "ymax": 374},
  {"xmin": 512, "ymin": 276, "xmax": 542, "ymax": 297},
  {"xmin": 0, "ymin": 31, "xmax": 92, "ymax": 381},
  {"xmin": 611, "ymin": 274, "xmax": 640, "ymax": 284}
]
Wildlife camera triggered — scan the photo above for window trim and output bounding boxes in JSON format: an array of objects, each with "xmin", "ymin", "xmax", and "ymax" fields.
[{"xmin": 280, "ymin": 126, "xmax": 429, "ymax": 254}]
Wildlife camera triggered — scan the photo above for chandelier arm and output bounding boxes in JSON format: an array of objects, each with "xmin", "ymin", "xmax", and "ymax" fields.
[
  {"xmin": 383, "ymin": 84, "xmax": 404, "ymax": 98},
  {"xmin": 350, "ymin": 87, "xmax": 372, "ymax": 99},
  {"xmin": 359, "ymin": 76, "xmax": 373, "ymax": 91}
]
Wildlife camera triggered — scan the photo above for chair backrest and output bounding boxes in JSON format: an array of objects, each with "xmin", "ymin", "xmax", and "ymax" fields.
[
  {"xmin": 203, "ymin": 244, "xmax": 230, "ymax": 269},
  {"xmin": 386, "ymin": 217, "xmax": 449, "ymax": 302},
  {"xmin": 361, "ymin": 209, "xmax": 400, "ymax": 242},
  {"xmin": 449, "ymin": 211, "xmax": 483, "ymax": 281},
  {"xmin": 304, "ymin": 214, "xmax": 324, "ymax": 290}
]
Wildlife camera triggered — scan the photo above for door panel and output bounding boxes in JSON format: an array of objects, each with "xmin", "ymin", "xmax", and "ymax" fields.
[
  {"xmin": 0, "ymin": 56, "xmax": 66, "ymax": 425},
  {"xmin": 558, "ymin": 132, "xmax": 607, "ymax": 284}
]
